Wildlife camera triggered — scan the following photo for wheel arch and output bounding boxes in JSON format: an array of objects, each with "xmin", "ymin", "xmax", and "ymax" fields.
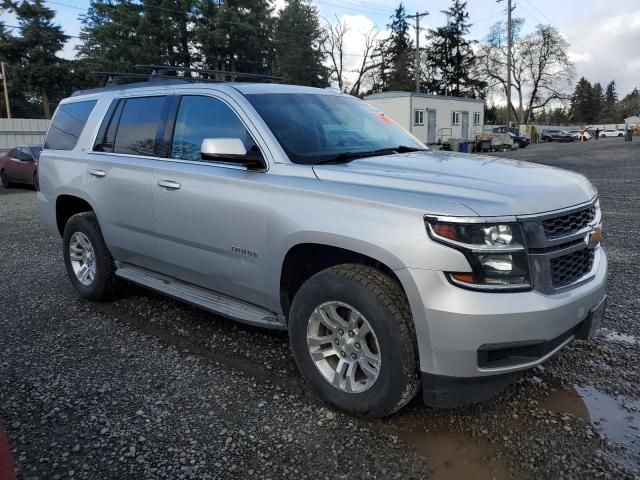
[
  {"xmin": 278, "ymin": 239, "xmax": 408, "ymax": 319},
  {"xmin": 55, "ymin": 194, "xmax": 96, "ymax": 236}
]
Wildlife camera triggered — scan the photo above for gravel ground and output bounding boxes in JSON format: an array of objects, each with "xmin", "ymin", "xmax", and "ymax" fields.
[{"xmin": 1, "ymin": 137, "xmax": 639, "ymax": 479}]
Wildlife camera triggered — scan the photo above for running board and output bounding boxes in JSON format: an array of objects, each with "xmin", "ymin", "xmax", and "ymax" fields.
[{"xmin": 115, "ymin": 263, "xmax": 284, "ymax": 329}]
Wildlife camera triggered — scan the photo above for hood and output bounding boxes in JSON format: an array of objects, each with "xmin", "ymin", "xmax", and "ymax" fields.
[{"xmin": 312, "ymin": 150, "xmax": 596, "ymax": 217}]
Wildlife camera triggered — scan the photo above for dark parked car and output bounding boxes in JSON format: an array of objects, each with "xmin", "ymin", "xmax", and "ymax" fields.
[
  {"xmin": 0, "ymin": 145, "xmax": 42, "ymax": 188},
  {"xmin": 540, "ymin": 129, "xmax": 574, "ymax": 142},
  {"xmin": 506, "ymin": 131, "xmax": 531, "ymax": 148}
]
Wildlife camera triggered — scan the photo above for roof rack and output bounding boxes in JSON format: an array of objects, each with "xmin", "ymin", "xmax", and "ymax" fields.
[
  {"xmin": 70, "ymin": 65, "xmax": 282, "ymax": 96},
  {"xmin": 135, "ymin": 64, "xmax": 282, "ymax": 82}
]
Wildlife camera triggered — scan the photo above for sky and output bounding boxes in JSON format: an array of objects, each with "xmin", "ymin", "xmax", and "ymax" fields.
[{"xmin": 2, "ymin": 0, "xmax": 639, "ymax": 100}]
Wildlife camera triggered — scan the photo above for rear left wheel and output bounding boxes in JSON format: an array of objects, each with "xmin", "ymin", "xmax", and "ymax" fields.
[
  {"xmin": 63, "ymin": 212, "xmax": 121, "ymax": 301},
  {"xmin": 289, "ymin": 264, "xmax": 420, "ymax": 418}
]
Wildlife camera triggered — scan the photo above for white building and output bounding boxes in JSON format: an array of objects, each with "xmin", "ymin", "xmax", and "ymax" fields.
[{"xmin": 364, "ymin": 91, "xmax": 485, "ymax": 144}]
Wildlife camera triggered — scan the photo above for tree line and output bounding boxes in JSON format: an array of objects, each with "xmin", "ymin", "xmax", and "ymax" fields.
[{"xmin": 0, "ymin": 0, "xmax": 637, "ymax": 125}]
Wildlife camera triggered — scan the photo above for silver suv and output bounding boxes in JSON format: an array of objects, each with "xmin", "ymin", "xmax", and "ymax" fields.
[{"xmin": 38, "ymin": 79, "xmax": 607, "ymax": 418}]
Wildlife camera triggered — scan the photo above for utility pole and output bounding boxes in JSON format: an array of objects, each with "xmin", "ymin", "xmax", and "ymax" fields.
[
  {"xmin": 407, "ymin": 11, "xmax": 429, "ymax": 94},
  {"xmin": 505, "ymin": 0, "xmax": 515, "ymax": 126},
  {"xmin": 1, "ymin": 62, "xmax": 11, "ymax": 119}
]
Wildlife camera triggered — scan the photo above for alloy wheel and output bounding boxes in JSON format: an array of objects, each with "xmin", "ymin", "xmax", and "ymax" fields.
[
  {"xmin": 69, "ymin": 232, "xmax": 97, "ymax": 286},
  {"xmin": 306, "ymin": 301, "xmax": 381, "ymax": 393}
]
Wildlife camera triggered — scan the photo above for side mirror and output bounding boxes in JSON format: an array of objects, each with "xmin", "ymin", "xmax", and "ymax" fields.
[{"xmin": 200, "ymin": 138, "xmax": 265, "ymax": 169}]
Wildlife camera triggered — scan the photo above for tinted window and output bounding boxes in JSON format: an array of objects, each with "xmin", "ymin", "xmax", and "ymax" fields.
[
  {"xmin": 45, "ymin": 100, "xmax": 97, "ymax": 150},
  {"xmin": 18, "ymin": 148, "xmax": 33, "ymax": 161},
  {"xmin": 113, "ymin": 96, "xmax": 167, "ymax": 156},
  {"xmin": 31, "ymin": 146, "xmax": 42, "ymax": 159},
  {"xmin": 171, "ymin": 96, "xmax": 253, "ymax": 162},
  {"xmin": 8, "ymin": 148, "xmax": 19, "ymax": 158}
]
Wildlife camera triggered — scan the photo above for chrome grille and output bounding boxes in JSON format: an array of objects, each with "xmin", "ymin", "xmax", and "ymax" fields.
[
  {"xmin": 550, "ymin": 249, "xmax": 595, "ymax": 288},
  {"xmin": 542, "ymin": 206, "xmax": 596, "ymax": 238}
]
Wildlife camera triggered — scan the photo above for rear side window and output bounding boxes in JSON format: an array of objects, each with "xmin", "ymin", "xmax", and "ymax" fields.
[
  {"xmin": 113, "ymin": 96, "xmax": 167, "ymax": 156},
  {"xmin": 45, "ymin": 100, "xmax": 97, "ymax": 150}
]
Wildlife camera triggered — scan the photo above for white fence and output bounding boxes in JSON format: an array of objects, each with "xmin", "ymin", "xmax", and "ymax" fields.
[{"xmin": 0, "ymin": 118, "xmax": 50, "ymax": 151}]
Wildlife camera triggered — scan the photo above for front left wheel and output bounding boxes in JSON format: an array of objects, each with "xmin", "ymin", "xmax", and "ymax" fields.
[
  {"xmin": 289, "ymin": 264, "xmax": 420, "ymax": 418},
  {"xmin": 0, "ymin": 170, "xmax": 12, "ymax": 188},
  {"xmin": 63, "ymin": 212, "xmax": 121, "ymax": 301}
]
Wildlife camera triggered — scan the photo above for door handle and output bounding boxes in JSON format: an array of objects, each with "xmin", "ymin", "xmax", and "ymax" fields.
[
  {"xmin": 157, "ymin": 180, "xmax": 181, "ymax": 190},
  {"xmin": 89, "ymin": 169, "xmax": 106, "ymax": 178}
]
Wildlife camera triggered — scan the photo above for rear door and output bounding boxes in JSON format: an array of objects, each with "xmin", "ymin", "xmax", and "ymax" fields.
[
  {"xmin": 87, "ymin": 95, "xmax": 169, "ymax": 270},
  {"xmin": 151, "ymin": 93, "xmax": 269, "ymax": 306}
]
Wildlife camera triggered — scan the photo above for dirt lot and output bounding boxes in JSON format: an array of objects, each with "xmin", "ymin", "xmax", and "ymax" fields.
[{"xmin": 1, "ymin": 137, "xmax": 639, "ymax": 479}]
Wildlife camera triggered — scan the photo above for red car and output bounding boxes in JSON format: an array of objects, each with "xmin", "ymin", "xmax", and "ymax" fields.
[{"xmin": 0, "ymin": 144, "xmax": 42, "ymax": 189}]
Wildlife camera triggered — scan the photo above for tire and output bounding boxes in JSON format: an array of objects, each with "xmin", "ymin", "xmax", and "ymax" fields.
[
  {"xmin": 600, "ymin": 134, "xmax": 606, "ymax": 138},
  {"xmin": 0, "ymin": 170, "xmax": 12, "ymax": 188},
  {"xmin": 62, "ymin": 211, "xmax": 120, "ymax": 301},
  {"xmin": 289, "ymin": 264, "xmax": 420, "ymax": 418}
]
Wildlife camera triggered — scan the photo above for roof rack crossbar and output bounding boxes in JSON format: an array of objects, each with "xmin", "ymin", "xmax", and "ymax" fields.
[{"xmin": 135, "ymin": 64, "xmax": 282, "ymax": 82}]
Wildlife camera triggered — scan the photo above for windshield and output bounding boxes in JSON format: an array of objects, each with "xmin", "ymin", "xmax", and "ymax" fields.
[{"xmin": 246, "ymin": 93, "xmax": 426, "ymax": 165}]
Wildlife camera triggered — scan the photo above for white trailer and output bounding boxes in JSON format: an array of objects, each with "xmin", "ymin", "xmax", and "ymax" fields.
[{"xmin": 364, "ymin": 91, "xmax": 485, "ymax": 144}]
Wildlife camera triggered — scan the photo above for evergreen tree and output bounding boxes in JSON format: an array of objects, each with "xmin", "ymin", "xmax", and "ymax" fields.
[
  {"xmin": 425, "ymin": 0, "xmax": 485, "ymax": 97},
  {"xmin": 0, "ymin": 0, "xmax": 69, "ymax": 118},
  {"xmin": 602, "ymin": 80, "xmax": 618, "ymax": 122},
  {"xmin": 375, "ymin": 3, "xmax": 414, "ymax": 91},
  {"xmin": 570, "ymin": 77, "xmax": 593, "ymax": 123},
  {"xmin": 198, "ymin": 0, "xmax": 274, "ymax": 77},
  {"xmin": 77, "ymin": 0, "xmax": 144, "ymax": 74},
  {"xmin": 590, "ymin": 82, "xmax": 603, "ymax": 122},
  {"xmin": 137, "ymin": 0, "xmax": 196, "ymax": 70},
  {"xmin": 274, "ymin": 0, "xmax": 327, "ymax": 87}
]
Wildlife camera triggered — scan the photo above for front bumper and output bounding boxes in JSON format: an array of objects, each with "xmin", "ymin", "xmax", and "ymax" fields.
[{"xmin": 395, "ymin": 246, "xmax": 607, "ymax": 381}]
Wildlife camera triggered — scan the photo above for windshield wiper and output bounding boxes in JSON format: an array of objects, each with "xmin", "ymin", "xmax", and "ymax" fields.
[{"xmin": 314, "ymin": 146, "xmax": 427, "ymax": 165}]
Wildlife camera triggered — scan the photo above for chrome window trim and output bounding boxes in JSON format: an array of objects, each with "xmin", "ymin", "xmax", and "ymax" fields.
[{"xmin": 88, "ymin": 151, "xmax": 251, "ymax": 172}]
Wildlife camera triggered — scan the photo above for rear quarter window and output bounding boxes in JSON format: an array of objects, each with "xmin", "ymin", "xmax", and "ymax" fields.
[{"xmin": 44, "ymin": 100, "xmax": 97, "ymax": 150}]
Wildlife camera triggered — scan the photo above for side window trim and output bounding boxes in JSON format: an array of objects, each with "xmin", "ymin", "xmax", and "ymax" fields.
[
  {"xmin": 93, "ymin": 99, "xmax": 121, "ymax": 152},
  {"xmin": 167, "ymin": 93, "xmax": 258, "ymax": 166},
  {"xmin": 158, "ymin": 94, "xmax": 180, "ymax": 158}
]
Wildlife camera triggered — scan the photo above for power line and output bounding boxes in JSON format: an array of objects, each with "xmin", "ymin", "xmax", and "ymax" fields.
[{"xmin": 518, "ymin": 0, "xmax": 627, "ymax": 82}]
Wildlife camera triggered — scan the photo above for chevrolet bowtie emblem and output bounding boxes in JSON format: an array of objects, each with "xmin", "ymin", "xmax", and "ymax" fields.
[{"xmin": 586, "ymin": 226, "xmax": 603, "ymax": 248}]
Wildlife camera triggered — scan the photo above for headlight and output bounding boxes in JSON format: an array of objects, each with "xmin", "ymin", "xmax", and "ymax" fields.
[{"xmin": 425, "ymin": 218, "xmax": 531, "ymax": 291}]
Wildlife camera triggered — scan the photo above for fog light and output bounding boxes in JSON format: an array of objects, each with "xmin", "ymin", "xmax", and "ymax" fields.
[{"xmin": 479, "ymin": 254, "xmax": 513, "ymax": 272}]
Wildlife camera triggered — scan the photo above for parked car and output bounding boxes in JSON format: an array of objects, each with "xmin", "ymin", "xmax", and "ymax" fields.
[
  {"xmin": 0, "ymin": 145, "xmax": 42, "ymax": 188},
  {"xmin": 37, "ymin": 75, "xmax": 607, "ymax": 418},
  {"xmin": 540, "ymin": 129, "xmax": 574, "ymax": 142},
  {"xmin": 567, "ymin": 130, "xmax": 591, "ymax": 141},
  {"xmin": 505, "ymin": 132, "xmax": 530, "ymax": 148},
  {"xmin": 599, "ymin": 129, "xmax": 625, "ymax": 138}
]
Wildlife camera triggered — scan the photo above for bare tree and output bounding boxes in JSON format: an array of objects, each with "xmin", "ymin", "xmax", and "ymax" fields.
[
  {"xmin": 322, "ymin": 18, "xmax": 380, "ymax": 97},
  {"xmin": 478, "ymin": 21, "xmax": 574, "ymax": 124}
]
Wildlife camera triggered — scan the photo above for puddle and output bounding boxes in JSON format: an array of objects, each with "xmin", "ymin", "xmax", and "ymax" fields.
[
  {"xmin": 379, "ymin": 415, "xmax": 513, "ymax": 480},
  {"xmin": 543, "ymin": 385, "xmax": 640, "ymax": 473}
]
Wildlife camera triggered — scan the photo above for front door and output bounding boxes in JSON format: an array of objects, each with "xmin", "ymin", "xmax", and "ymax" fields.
[
  {"xmin": 427, "ymin": 110, "xmax": 436, "ymax": 144},
  {"xmin": 86, "ymin": 95, "xmax": 168, "ymax": 271},
  {"xmin": 152, "ymin": 94, "xmax": 269, "ymax": 306},
  {"xmin": 461, "ymin": 112, "xmax": 469, "ymax": 140}
]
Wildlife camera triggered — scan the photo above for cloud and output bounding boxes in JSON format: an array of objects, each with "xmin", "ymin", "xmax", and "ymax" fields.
[{"xmin": 563, "ymin": 5, "xmax": 640, "ymax": 96}]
